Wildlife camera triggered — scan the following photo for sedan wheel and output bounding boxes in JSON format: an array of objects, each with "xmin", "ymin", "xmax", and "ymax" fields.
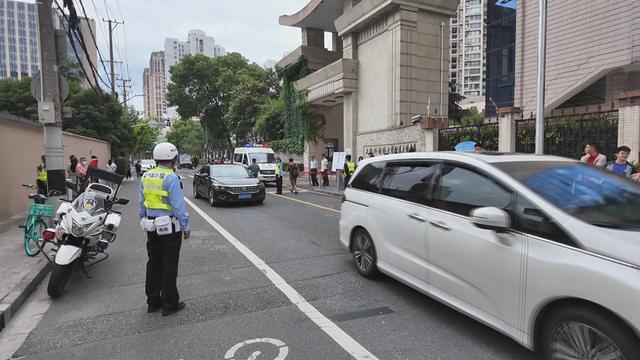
[
  {"xmin": 193, "ymin": 183, "xmax": 201, "ymax": 199},
  {"xmin": 209, "ymin": 188, "xmax": 216, "ymax": 207},
  {"xmin": 351, "ymin": 229, "xmax": 378, "ymax": 278},
  {"xmin": 541, "ymin": 306, "xmax": 639, "ymax": 360}
]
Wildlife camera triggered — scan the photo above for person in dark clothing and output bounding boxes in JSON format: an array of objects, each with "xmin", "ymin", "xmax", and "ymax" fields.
[
  {"xmin": 135, "ymin": 161, "xmax": 142, "ymax": 178},
  {"xmin": 343, "ymin": 154, "xmax": 356, "ymax": 187},
  {"xmin": 248, "ymin": 158, "xmax": 260, "ymax": 178},
  {"xmin": 605, "ymin": 146, "xmax": 636, "ymax": 178},
  {"xmin": 36, "ymin": 155, "xmax": 48, "ymax": 196},
  {"xmin": 275, "ymin": 158, "xmax": 284, "ymax": 195},
  {"xmin": 287, "ymin": 158, "xmax": 299, "ymax": 194}
]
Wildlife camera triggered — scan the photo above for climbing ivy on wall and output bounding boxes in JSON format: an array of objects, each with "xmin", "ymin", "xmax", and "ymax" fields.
[{"xmin": 272, "ymin": 57, "xmax": 325, "ymax": 154}]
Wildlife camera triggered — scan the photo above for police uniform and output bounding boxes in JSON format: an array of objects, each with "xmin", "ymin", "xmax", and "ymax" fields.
[
  {"xmin": 275, "ymin": 161, "xmax": 284, "ymax": 195},
  {"xmin": 139, "ymin": 165, "xmax": 190, "ymax": 314},
  {"xmin": 37, "ymin": 163, "xmax": 48, "ymax": 195},
  {"xmin": 343, "ymin": 160, "xmax": 356, "ymax": 187}
]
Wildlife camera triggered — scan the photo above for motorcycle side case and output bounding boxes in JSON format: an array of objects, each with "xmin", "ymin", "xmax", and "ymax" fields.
[
  {"xmin": 55, "ymin": 245, "xmax": 82, "ymax": 265},
  {"xmin": 105, "ymin": 213, "xmax": 121, "ymax": 229}
]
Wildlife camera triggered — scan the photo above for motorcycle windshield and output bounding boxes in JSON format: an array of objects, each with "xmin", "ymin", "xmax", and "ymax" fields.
[{"xmin": 72, "ymin": 192, "xmax": 106, "ymax": 217}]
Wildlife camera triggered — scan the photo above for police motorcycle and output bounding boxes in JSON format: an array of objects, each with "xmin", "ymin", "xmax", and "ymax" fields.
[{"xmin": 44, "ymin": 167, "xmax": 129, "ymax": 298}]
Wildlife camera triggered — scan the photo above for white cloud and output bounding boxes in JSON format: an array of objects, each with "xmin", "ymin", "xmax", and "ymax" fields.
[{"xmin": 79, "ymin": 0, "xmax": 311, "ymax": 112}]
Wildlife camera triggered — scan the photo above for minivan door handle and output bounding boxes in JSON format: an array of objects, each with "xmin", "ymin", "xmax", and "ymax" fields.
[
  {"xmin": 429, "ymin": 220, "xmax": 451, "ymax": 231},
  {"xmin": 408, "ymin": 213, "xmax": 427, "ymax": 222}
]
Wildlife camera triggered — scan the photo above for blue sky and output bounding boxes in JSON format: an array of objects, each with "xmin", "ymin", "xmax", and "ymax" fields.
[{"xmin": 79, "ymin": 0, "xmax": 310, "ymax": 112}]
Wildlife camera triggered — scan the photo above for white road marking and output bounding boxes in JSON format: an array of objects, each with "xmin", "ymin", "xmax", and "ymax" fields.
[
  {"xmin": 224, "ymin": 338, "xmax": 288, "ymax": 360},
  {"xmin": 185, "ymin": 198, "xmax": 377, "ymax": 360},
  {"xmin": 268, "ymin": 193, "xmax": 341, "ymax": 214}
]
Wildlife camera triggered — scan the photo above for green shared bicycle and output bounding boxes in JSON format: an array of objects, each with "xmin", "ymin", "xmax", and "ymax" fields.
[{"xmin": 19, "ymin": 184, "xmax": 61, "ymax": 257}]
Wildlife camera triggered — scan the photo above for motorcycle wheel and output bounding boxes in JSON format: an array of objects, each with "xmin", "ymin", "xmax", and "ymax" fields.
[{"xmin": 47, "ymin": 263, "xmax": 73, "ymax": 298}]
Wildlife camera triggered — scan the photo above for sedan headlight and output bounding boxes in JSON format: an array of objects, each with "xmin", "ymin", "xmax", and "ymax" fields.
[
  {"xmin": 213, "ymin": 184, "xmax": 225, "ymax": 191},
  {"xmin": 71, "ymin": 220, "xmax": 90, "ymax": 236}
]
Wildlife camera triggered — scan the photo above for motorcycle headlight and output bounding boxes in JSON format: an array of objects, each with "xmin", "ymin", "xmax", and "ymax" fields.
[{"xmin": 71, "ymin": 220, "xmax": 90, "ymax": 236}]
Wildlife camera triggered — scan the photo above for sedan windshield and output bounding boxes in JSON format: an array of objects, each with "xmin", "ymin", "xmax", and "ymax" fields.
[
  {"xmin": 211, "ymin": 165, "xmax": 250, "ymax": 178},
  {"xmin": 248, "ymin": 153, "xmax": 275, "ymax": 164},
  {"xmin": 495, "ymin": 161, "xmax": 640, "ymax": 229}
]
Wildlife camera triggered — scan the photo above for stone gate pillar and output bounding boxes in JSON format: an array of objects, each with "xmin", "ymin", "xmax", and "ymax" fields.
[
  {"xmin": 498, "ymin": 107, "xmax": 522, "ymax": 153},
  {"xmin": 617, "ymin": 91, "xmax": 640, "ymax": 162}
]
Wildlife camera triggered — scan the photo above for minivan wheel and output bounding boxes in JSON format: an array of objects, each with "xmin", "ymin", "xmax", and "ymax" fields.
[
  {"xmin": 351, "ymin": 229, "xmax": 379, "ymax": 278},
  {"xmin": 540, "ymin": 306, "xmax": 640, "ymax": 360}
]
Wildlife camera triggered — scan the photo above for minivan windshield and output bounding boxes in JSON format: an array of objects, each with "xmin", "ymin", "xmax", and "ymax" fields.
[
  {"xmin": 248, "ymin": 153, "xmax": 275, "ymax": 164},
  {"xmin": 212, "ymin": 165, "xmax": 250, "ymax": 178},
  {"xmin": 495, "ymin": 161, "xmax": 640, "ymax": 229}
]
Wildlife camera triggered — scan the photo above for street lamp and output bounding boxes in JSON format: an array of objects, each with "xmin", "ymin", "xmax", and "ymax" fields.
[
  {"xmin": 535, "ymin": 0, "xmax": 548, "ymax": 154},
  {"xmin": 120, "ymin": 94, "xmax": 143, "ymax": 106}
]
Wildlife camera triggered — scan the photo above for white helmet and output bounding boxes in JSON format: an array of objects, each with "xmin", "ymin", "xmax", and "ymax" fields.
[{"xmin": 153, "ymin": 142, "xmax": 178, "ymax": 161}]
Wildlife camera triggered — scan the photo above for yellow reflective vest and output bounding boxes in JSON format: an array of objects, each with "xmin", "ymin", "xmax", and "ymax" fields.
[
  {"xmin": 344, "ymin": 161, "xmax": 356, "ymax": 178},
  {"xmin": 142, "ymin": 167, "xmax": 174, "ymax": 211},
  {"xmin": 37, "ymin": 164, "xmax": 47, "ymax": 182}
]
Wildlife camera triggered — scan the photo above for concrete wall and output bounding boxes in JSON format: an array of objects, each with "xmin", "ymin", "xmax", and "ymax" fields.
[
  {"xmin": 357, "ymin": 29, "xmax": 392, "ymax": 133},
  {"xmin": 515, "ymin": 0, "xmax": 635, "ymax": 116},
  {"xmin": 0, "ymin": 114, "xmax": 111, "ymax": 221}
]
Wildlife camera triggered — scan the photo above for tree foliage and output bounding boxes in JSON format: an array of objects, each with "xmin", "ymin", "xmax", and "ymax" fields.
[
  {"xmin": 131, "ymin": 116, "xmax": 160, "ymax": 156},
  {"xmin": 253, "ymin": 93, "xmax": 285, "ymax": 142},
  {"xmin": 166, "ymin": 118, "xmax": 205, "ymax": 156},
  {"xmin": 448, "ymin": 82, "xmax": 466, "ymax": 124},
  {"xmin": 167, "ymin": 53, "xmax": 276, "ymax": 149},
  {"xmin": 459, "ymin": 106, "xmax": 485, "ymax": 126},
  {"xmin": 0, "ymin": 77, "xmax": 38, "ymax": 120}
]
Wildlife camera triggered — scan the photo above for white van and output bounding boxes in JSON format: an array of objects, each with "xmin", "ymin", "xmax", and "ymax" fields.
[{"xmin": 233, "ymin": 147, "xmax": 277, "ymax": 183}]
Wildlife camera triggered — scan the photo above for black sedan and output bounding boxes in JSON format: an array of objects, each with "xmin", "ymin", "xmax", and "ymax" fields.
[{"xmin": 193, "ymin": 164, "xmax": 266, "ymax": 206}]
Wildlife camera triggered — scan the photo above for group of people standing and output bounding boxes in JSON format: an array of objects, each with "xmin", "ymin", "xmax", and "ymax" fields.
[{"xmin": 580, "ymin": 143, "xmax": 639, "ymax": 180}]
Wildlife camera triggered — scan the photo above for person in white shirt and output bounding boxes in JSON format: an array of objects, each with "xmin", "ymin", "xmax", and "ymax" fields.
[
  {"xmin": 310, "ymin": 155, "xmax": 319, "ymax": 187},
  {"xmin": 320, "ymin": 154, "xmax": 329, "ymax": 187}
]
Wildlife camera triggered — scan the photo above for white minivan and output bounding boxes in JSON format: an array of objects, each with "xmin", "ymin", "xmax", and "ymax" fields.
[
  {"xmin": 340, "ymin": 152, "xmax": 640, "ymax": 360},
  {"xmin": 233, "ymin": 147, "xmax": 277, "ymax": 183}
]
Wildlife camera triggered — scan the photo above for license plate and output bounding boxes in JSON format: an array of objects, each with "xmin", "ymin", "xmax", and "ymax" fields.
[{"xmin": 238, "ymin": 194, "xmax": 252, "ymax": 200}]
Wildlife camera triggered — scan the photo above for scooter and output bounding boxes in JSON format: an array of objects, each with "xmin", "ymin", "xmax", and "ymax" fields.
[{"xmin": 43, "ymin": 168, "xmax": 129, "ymax": 298}]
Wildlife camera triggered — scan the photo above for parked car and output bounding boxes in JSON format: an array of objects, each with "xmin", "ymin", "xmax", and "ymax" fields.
[
  {"xmin": 179, "ymin": 154, "xmax": 193, "ymax": 169},
  {"xmin": 193, "ymin": 164, "xmax": 265, "ymax": 206},
  {"xmin": 340, "ymin": 152, "xmax": 640, "ymax": 360},
  {"xmin": 139, "ymin": 159, "xmax": 156, "ymax": 174}
]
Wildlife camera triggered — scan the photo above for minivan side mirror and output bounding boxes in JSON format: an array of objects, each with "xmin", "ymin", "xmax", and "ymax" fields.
[{"xmin": 470, "ymin": 207, "xmax": 511, "ymax": 231}]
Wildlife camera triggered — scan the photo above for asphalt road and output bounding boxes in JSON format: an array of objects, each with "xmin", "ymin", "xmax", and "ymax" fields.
[{"xmin": 9, "ymin": 171, "xmax": 539, "ymax": 360}]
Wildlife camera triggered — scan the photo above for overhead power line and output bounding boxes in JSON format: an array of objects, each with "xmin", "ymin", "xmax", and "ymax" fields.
[{"xmin": 74, "ymin": 0, "xmax": 111, "ymax": 85}]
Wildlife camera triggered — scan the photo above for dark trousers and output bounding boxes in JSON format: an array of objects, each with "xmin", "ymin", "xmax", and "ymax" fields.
[
  {"xmin": 276, "ymin": 176, "xmax": 283, "ymax": 194},
  {"xmin": 146, "ymin": 229, "xmax": 182, "ymax": 309},
  {"xmin": 322, "ymin": 170, "xmax": 329, "ymax": 186},
  {"xmin": 344, "ymin": 176, "xmax": 351, "ymax": 189},
  {"xmin": 37, "ymin": 180, "xmax": 48, "ymax": 196},
  {"xmin": 310, "ymin": 169, "xmax": 319, "ymax": 186}
]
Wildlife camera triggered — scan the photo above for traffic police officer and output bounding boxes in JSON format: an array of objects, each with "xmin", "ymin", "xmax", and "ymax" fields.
[
  {"xmin": 139, "ymin": 142, "xmax": 190, "ymax": 316},
  {"xmin": 343, "ymin": 154, "xmax": 356, "ymax": 187},
  {"xmin": 37, "ymin": 155, "xmax": 48, "ymax": 195}
]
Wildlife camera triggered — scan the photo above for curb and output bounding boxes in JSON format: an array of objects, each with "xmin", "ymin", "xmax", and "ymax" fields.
[{"xmin": 0, "ymin": 258, "xmax": 50, "ymax": 331}]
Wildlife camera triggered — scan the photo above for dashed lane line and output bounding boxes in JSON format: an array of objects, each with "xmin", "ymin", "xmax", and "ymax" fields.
[{"xmin": 184, "ymin": 197, "xmax": 377, "ymax": 360}]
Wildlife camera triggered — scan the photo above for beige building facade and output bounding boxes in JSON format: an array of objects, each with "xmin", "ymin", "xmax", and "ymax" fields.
[
  {"xmin": 279, "ymin": 0, "xmax": 458, "ymax": 165},
  {"xmin": 142, "ymin": 51, "xmax": 166, "ymax": 119}
]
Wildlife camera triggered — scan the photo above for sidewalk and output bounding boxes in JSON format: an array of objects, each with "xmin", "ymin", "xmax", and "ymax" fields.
[
  {"xmin": 0, "ymin": 216, "xmax": 51, "ymax": 331},
  {"xmin": 282, "ymin": 173, "xmax": 343, "ymax": 197}
]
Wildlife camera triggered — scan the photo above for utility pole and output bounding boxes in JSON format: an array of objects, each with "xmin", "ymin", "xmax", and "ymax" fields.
[
  {"xmin": 103, "ymin": 18, "xmax": 124, "ymax": 96},
  {"xmin": 117, "ymin": 77, "xmax": 132, "ymax": 110},
  {"xmin": 535, "ymin": 0, "xmax": 548, "ymax": 154},
  {"xmin": 35, "ymin": 0, "xmax": 67, "ymax": 193}
]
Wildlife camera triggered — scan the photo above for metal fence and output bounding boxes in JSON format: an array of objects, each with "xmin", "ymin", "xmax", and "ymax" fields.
[
  {"xmin": 438, "ymin": 123, "xmax": 500, "ymax": 151},
  {"xmin": 515, "ymin": 111, "xmax": 619, "ymax": 160}
]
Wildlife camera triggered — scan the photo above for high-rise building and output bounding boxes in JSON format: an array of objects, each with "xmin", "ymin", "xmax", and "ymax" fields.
[
  {"xmin": 449, "ymin": 0, "xmax": 487, "ymax": 98},
  {"xmin": 485, "ymin": 0, "xmax": 516, "ymax": 117},
  {"xmin": 142, "ymin": 51, "xmax": 166, "ymax": 119},
  {"xmin": 0, "ymin": 0, "xmax": 39, "ymax": 80},
  {"xmin": 54, "ymin": 14, "xmax": 98, "ymax": 89},
  {"xmin": 162, "ymin": 29, "xmax": 225, "ymax": 119}
]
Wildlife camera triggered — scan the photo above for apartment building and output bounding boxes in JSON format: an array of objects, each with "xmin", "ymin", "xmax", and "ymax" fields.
[
  {"xmin": 142, "ymin": 51, "xmax": 166, "ymax": 119},
  {"xmin": 0, "ymin": 0, "xmax": 39, "ymax": 80},
  {"xmin": 449, "ymin": 0, "xmax": 487, "ymax": 98}
]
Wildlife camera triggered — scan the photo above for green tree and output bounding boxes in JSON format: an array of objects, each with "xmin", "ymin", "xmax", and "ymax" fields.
[
  {"xmin": 448, "ymin": 84, "xmax": 466, "ymax": 124},
  {"xmin": 131, "ymin": 117, "xmax": 160, "ymax": 156},
  {"xmin": 166, "ymin": 118, "xmax": 205, "ymax": 156},
  {"xmin": 459, "ymin": 106, "xmax": 485, "ymax": 126},
  {"xmin": 253, "ymin": 93, "xmax": 285, "ymax": 142},
  {"xmin": 0, "ymin": 77, "xmax": 38, "ymax": 120},
  {"xmin": 166, "ymin": 53, "xmax": 276, "ymax": 148}
]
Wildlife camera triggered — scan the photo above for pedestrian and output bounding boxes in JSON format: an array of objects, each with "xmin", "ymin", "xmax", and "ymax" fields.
[
  {"xmin": 474, "ymin": 144, "xmax": 485, "ymax": 153},
  {"xmin": 248, "ymin": 158, "xmax": 260, "ymax": 178},
  {"xmin": 357, "ymin": 156, "xmax": 364, "ymax": 165},
  {"xmin": 287, "ymin": 158, "xmax": 299, "ymax": 194},
  {"xmin": 69, "ymin": 155, "xmax": 78, "ymax": 197},
  {"xmin": 36, "ymin": 155, "xmax": 48, "ymax": 196},
  {"xmin": 605, "ymin": 146, "xmax": 636, "ymax": 178},
  {"xmin": 76, "ymin": 157, "xmax": 88, "ymax": 194},
  {"xmin": 320, "ymin": 154, "xmax": 329, "ymax": 187},
  {"xmin": 275, "ymin": 157, "xmax": 284, "ymax": 195},
  {"xmin": 580, "ymin": 143, "xmax": 606, "ymax": 167},
  {"xmin": 310, "ymin": 155, "xmax": 319, "ymax": 188},
  {"xmin": 343, "ymin": 154, "xmax": 356, "ymax": 187},
  {"xmin": 106, "ymin": 159, "xmax": 117, "ymax": 188},
  {"xmin": 139, "ymin": 142, "xmax": 190, "ymax": 317},
  {"xmin": 135, "ymin": 160, "xmax": 142, "ymax": 179},
  {"xmin": 126, "ymin": 164, "xmax": 132, "ymax": 180},
  {"xmin": 88, "ymin": 155, "xmax": 99, "ymax": 182}
]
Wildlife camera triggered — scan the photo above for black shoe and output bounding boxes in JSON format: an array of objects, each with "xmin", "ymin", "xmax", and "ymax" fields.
[
  {"xmin": 162, "ymin": 301, "xmax": 185, "ymax": 316},
  {"xmin": 147, "ymin": 304, "xmax": 162, "ymax": 313}
]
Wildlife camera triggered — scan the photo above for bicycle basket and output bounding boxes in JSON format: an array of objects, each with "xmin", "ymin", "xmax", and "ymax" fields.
[{"xmin": 27, "ymin": 203, "xmax": 54, "ymax": 217}]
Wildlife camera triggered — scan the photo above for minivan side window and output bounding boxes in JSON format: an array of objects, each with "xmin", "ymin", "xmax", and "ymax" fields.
[
  {"xmin": 351, "ymin": 162, "xmax": 385, "ymax": 193},
  {"xmin": 233, "ymin": 153, "xmax": 243, "ymax": 163},
  {"xmin": 380, "ymin": 162, "xmax": 437, "ymax": 204},
  {"xmin": 433, "ymin": 164, "xmax": 512, "ymax": 216}
]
